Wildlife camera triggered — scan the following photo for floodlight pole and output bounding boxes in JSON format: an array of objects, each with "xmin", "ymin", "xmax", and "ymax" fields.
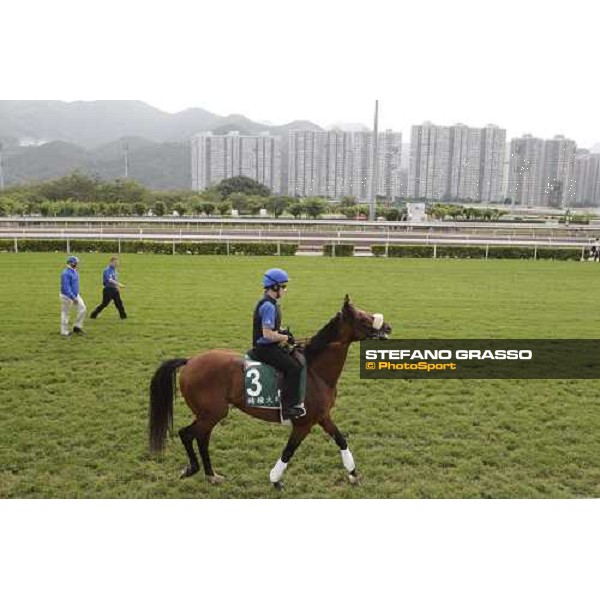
[
  {"xmin": 123, "ymin": 142, "xmax": 130, "ymax": 179},
  {"xmin": 370, "ymin": 100, "xmax": 379, "ymax": 221},
  {"xmin": 0, "ymin": 142, "xmax": 5, "ymax": 190}
]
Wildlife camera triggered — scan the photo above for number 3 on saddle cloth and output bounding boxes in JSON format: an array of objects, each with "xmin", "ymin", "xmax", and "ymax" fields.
[{"xmin": 243, "ymin": 349, "xmax": 308, "ymax": 424}]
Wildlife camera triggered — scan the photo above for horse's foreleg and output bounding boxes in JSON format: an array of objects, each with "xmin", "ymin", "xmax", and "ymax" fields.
[
  {"xmin": 319, "ymin": 416, "xmax": 360, "ymax": 485},
  {"xmin": 270, "ymin": 424, "xmax": 311, "ymax": 490}
]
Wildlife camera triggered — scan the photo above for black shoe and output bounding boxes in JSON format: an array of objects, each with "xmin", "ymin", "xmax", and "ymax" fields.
[
  {"xmin": 120, "ymin": 315, "xmax": 127, "ymax": 320},
  {"xmin": 90, "ymin": 313, "xmax": 97, "ymax": 319},
  {"xmin": 73, "ymin": 327, "xmax": 84, "ymax": 334}
]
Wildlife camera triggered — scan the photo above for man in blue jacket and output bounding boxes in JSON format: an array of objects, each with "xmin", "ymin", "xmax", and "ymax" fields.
[
  {"xmin": 90, "ymin": 256, "xmax": 127, "ymax": 320},
  {"xmin": 60, "ymin": 256, "xmax": 86, "ymax": 336}
]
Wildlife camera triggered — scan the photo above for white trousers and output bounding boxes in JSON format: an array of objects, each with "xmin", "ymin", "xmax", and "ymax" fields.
[{"xmin": 60, "ymin": 294, "xmax": 86, "ymax": 335}]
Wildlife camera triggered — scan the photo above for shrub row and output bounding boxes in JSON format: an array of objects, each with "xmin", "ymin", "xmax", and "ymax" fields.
[
  {"xmin": 0, "ymin": 239, "xmax": 298, "ymax": 256},
  {"xmin": 372, "ymin": 245, "xmax": 583, "ymax": 260},
  {"xmin": 322, "ymin": 244, "xmax": 355, "ymax": 257}
]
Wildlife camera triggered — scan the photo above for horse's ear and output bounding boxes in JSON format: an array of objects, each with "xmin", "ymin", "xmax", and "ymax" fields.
[{"xmin": 342, "ymin": 294, "xmax": 352, "ymax": 314}]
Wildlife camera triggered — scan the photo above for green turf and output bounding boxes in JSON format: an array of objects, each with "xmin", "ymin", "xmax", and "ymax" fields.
[{"xmin": 1, "ymin": 254, "xmax": 600, "ymax": 498}]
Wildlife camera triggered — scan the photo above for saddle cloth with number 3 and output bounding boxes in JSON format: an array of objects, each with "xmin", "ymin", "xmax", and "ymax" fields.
[{"xmin": 243, "ymin": 351, "xmax": 307, "ymax": 409}]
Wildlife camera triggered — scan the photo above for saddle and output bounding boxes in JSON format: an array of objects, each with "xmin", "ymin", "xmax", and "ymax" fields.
[{"xmin": 243, "ymin": 348, "xmax": 307, "ymax": 416}]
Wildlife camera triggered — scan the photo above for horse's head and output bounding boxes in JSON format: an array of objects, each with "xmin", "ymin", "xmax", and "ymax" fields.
[{"xmin": 340, "ymin": 294, "xmax": 392, "ymax": 342}]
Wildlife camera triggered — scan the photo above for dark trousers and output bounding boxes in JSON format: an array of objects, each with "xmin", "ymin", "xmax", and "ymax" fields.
[
  {"xmin": 252, "ymin": 344, "xmax": 302, "ymax": 408},
  {"xmin": 91, "ymin": 287, "xmax": 127, "ymax": 318}
]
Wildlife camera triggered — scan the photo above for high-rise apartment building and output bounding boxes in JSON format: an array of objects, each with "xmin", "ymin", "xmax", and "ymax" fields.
[
  {"xmin": 408, "ymin": 122, "xmax": 506, "ymax": 202},
  {"xmin": 506, "ymin": 135, "xmax": 545, "ymax": 207},
  {"xmin": 574, "ymin": 151, "xmax": 600, "ymax": 206},
  {"xmin": 479, "ymin": 125, "xmax": 507, "ymax": 202},
  {"xmin": 448, "ymin": 124, "xmax": 482, "ymax": 200},
  {"xmin": 287, "ymin": 129, "xmax": 402, "ymax": 200},
  {"xmin": 408, "ymin": 122, "xmax": 451, "ymax": 200},
  {"xmin": 191, "ymin": 131, "xmax": 281, "ymax": 193},
  {"xmin": 506, "ymin": 134, "xmax": 578, "ymax": 207},
  {"xmin": 539, "ymin": 135, "xmax": 577, "ymax": 207}
]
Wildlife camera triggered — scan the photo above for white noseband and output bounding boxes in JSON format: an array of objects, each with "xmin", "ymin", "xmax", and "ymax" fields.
[{"xmin": 372, "ymin": 313, "xmax": 384, "ymax": 330}]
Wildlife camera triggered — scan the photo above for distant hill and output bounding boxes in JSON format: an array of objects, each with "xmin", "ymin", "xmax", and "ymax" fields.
[
  {"xmin": 0, "ymin": 101, "xmax": 323, "ymax": 188},
  {"xmin": 2, "ymin": 137, "xmax": 191, "ymax": 189},
  {"xmin": 0, "ymin": 100, "xmax": 322, "ymax": 148}
]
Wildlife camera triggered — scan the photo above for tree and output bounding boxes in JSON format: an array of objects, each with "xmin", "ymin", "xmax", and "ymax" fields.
[
  {"xmin": 247, "ymin": 198, "xmax": 263, "ymax": 216},
  {"xmin": 267, "ymin": 196, "xmax": 291, "ymax": 218},
  {"xmin": 199, "ymin": 188, "xmax": 223, "ymax": 204},
  {"xmin": 217, "ymin": 201, "xmax": 232, "ymax": 216},
  {"xmin": 289, "ymin": 202, "xmax": 304, "ymax": 218},
  {"xmin": 202, "ymin": 202, "xmax": 216, "ymax": 216},
  {"xmin": 39, "ymin": 172, "xmax": 99, "ymax": 202},
  {"xmin": 341, "ymin": 206, "xmax": 358, "ymax": 219},
  {"xmin": 215, "ymin": 176, "xmax": 271, "ymax": 199},
  {"xmin": 340, "ymin": 195, "xmax": 357, "ymax": 208},
  {"xmin": 154, "ymin": 201, "xmax": 166, "ymax": 216},
  {"xmin": 133, "ymin": 202, "xmax": 146, "ymax": 216},
  {"xmin": 229, "ymin": 192, "xmax": 248, "ymax": 213},
  {"xmin": 173, "ymin": 202, "xmax": 187, "ymax": 217}
]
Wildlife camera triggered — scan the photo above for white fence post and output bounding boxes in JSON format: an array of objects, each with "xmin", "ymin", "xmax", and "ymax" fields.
[
  {"xmin": 277, "ymin": 241, "xmax": 281, "ymax": 256},
  {"xmin": 581, "ymin": 246, "xmax": 586, "ymax": 261},
  {"xmin": 485, "ymin": 244, "xmax": 489, "ymax": 260},
  {"xmin": 118, "ymin": 238, "xmax": 121, "ymax": 254},
  {"xmin": 14, "ymin": 237, "xmax": 18, "ymax": 253},
  {"xmin": 433, "ymin": 244, "xmax": 437, "ymax": 259},
  {"xmin": 534, "ymin": 245, "xmax": 538, "ymax": 260}
]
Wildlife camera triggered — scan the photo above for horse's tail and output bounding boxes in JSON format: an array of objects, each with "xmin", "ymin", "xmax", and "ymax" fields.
[{"xmin": 149, "ymin": 358, "xmax": 188, "ymax": 454}]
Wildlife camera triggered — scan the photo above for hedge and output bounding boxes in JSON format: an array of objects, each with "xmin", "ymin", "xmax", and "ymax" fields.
[
  {"xmin": 372, "ymin": 245, "xmax": 584, "ymax": 260},
  {"xmin": 437, "ymin": 245, "xmax": 487, "ymax": 259},
  {"xmin": 487, "ymin": 246, "xmax": 534, "ymax": 259},
  {"xmin": 0, "ymin": 239, "xmax": 298, "ymax": 256},
  {"xmin": 535, "ymin": 247, "xmax": 581, "ymax": 261},
  {"xmin": 372, "ymin": 245, "xmax": 434, "ymax": 258},
  {"xmin": 323, "ymin": 244, "xmax": 354, "ymax": 257}
]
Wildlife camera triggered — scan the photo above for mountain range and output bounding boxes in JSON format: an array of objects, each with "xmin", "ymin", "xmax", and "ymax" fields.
[{"xmin": 0, "ymin": 100, "xmax": 322, "ymax": 189}]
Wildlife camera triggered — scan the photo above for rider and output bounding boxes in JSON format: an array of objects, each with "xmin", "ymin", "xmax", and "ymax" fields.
[{"xmin": 252, "ymin": 268, "xmax": 305, "ymax": 420}]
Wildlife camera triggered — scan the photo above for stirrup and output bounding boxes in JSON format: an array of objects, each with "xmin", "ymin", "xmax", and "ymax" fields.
[{"xmin": 282, "ymin": 404, "xmax": 306, "ymax": 419}]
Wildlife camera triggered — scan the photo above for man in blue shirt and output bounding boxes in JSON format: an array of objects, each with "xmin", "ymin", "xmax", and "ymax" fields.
[
  {"xmin": 251, "ymin": 268, "xmax": 305, "ymax": 420},
  {"xmin": 90, "ymin": 256, "xmax": 127, "ymax": 320},
  {"xmin": 60, "ymin": 256, "xmax": 86, "ymax": 336}
]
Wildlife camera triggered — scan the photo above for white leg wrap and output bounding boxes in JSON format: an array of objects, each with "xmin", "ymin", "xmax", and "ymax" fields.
[
  {"xmin": 341, "ymin": 448, "xmax": 355, "ymax": 472},
  {"xmin": 269, "ymin": 458, "xmax": 288, "ymax": 483}
]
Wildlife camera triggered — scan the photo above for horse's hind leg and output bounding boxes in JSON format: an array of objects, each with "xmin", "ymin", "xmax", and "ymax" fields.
[
  {"xmin": 195, "ymin": 422, "xmax": 225, "ymax": 485},
  {"xmin": 179, "ymin": 423, "xmax": 200, "ymax": 478},
  {"xmin": 269, "ymin": 424, "xmax": 311, "ymax": 490},
  {"xmin": 319, "ymin": 416, "xmax": 360, "ymax": 485}
]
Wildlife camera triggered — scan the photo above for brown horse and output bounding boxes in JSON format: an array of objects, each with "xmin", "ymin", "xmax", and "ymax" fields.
[{"xmin": 149, "ymin": 295, "xmax": 391, "ymax": 489}]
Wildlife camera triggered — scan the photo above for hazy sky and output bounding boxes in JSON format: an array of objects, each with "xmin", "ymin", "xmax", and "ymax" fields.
[{"xmin": 3, "ymin": 0, "xmax": 599, "ymax": 147}]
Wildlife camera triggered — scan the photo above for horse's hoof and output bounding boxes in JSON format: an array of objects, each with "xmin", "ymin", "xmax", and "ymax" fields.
[
  {"xmin": 348, "ymin": 470, "xmax": 361, "ymax": 486},
  {"xmin": 206, "ymin": 473, "xmax": 225, "ymax": 485},
  {"xmin": 273, "ymin": 481, "xmax": 284, "ymax": 491},
  {"xmin": 180, "ymin": 466, "xmax": 199, "ymax": 479}
]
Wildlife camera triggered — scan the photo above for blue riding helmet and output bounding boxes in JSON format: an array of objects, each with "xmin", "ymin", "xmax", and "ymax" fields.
[
  {"xmin": 67, "ymin": 256, "xmax": 79, "ymax": 265},
  {"xmin": 263, "ymin": 268, "xmax": 289, "ymax": 288}
]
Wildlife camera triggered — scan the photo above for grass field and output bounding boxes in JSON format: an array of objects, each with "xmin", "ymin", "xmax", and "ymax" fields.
[{"xmin": 1, "ymin": 253, "xmax": 600, "ymax": 498}]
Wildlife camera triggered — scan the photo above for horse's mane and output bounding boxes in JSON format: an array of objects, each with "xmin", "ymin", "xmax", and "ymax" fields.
[{"xmin": 303, "ymin": 312, "xmax": 342, "ymax": 362}]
